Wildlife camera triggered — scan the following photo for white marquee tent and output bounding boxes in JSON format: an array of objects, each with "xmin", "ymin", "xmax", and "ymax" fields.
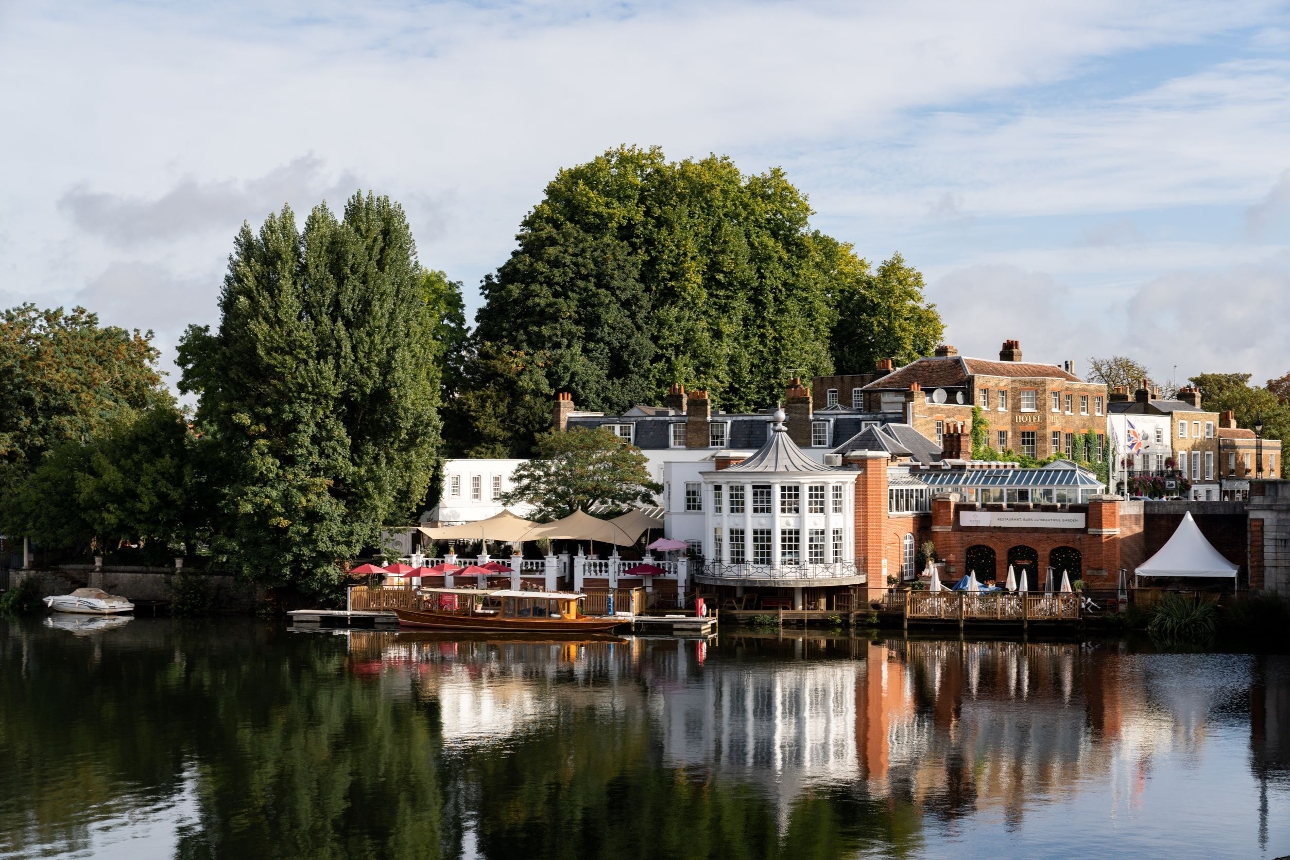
[{"xmin": 1135, "ymin": 511, "xmax": 1238, "ymax": 579}]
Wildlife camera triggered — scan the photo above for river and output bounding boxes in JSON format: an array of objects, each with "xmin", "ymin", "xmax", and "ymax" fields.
[{"xmin": 2, "ymin": 618, "xmax": 1288, "ymax": 859}]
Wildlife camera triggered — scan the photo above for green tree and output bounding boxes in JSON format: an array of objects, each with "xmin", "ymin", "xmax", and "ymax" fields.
[
  {"xmin": 0, "ymin": 304, "xmax": 166, "ymax": 493},
  {"xmin": 467, "ymin": 146, "xmax": 938, "ymax": 455},
  {"xmin": 177, "ymin": 193, "xmax": 442, "ymax": 595},
  {"xmin": 829, "ymin": 250, "xmax": 943, "ymax": 374},
  {"xmin": 421, "ymin": 269, "xmax": 468, "ymax": 403},
  {"xmin": 500, "ymin": 427, "xmax": 662, "ymax": 521},
  {"xmin": 0, "ymin": 405, "xmax": 208, "ymax": 560},
  {"xmin": 1190, "ymin": 372, "xmax": 1290, "ymax": 477}
]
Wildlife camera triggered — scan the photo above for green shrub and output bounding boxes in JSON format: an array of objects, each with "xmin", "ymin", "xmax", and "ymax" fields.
[
  {"xmin": 0, "ymin": 575, "xmax": 44, "ymax": 616},
  {"xmin": 167, "ymin": 569, "xmax": 212, "ymax": 617},
  {"xmin": 750, "ymin": 614, "xmax": 780, "ymax": 628},
  {"xmin": 1148, "ymin": 594, "xmax": 1217, "ymax": 645}
]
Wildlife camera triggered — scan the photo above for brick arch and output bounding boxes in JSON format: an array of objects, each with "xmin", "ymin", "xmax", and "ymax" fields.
[
  {"xmin": 1007, "ymin": 545, "xmax": 1040, "ymax": 590},
  {"xmin": 1049, "ymin": 546, "xmax": 1082, "ymax": 580},
  {"xmin": 965, "ymin": 545, "xmax": 997, "ymax": 581}
]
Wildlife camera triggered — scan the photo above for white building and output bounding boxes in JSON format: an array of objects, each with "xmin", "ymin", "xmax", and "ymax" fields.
[{"xmin": 427, "ymin": 459, "xmax": 532, "ymax": 525}]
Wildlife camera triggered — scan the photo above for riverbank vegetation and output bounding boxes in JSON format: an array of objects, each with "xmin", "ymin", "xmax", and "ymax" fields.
[{"xmin": 0, "ymin": 149, "xmax": 944, "ymax": 599}]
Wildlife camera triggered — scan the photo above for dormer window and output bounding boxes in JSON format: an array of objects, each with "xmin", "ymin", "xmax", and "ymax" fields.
[
  {"xmin": 811, "ymin": 421, "xmax": 829, "ymax": 447},
  {"xmin": 826, "ymin": 388, "xmax": 838, "ymax": 407},
  {"xmin": 709, "ymin": 422, "xmax": 728, "ymax": 448},
  {"xmin": 670, "ymin": 423, "xmax": 687, "ymax": 447}
]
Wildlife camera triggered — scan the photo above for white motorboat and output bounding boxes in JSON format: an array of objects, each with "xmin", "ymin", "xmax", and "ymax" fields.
[
  {"xmin": 43, "ymin": 614, "xmax": 133, "ymax": 634},
  {"xmin": 43, "ymin": 588, "xmax": 135, "ymax": 615}
]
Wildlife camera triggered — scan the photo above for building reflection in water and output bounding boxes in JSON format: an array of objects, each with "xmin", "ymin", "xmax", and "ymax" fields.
[{"xmin": 353, "ymin": 631, "xmax": 1266, "ymax": 838}]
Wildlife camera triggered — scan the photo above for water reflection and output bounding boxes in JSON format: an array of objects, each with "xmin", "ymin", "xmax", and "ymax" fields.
[{"xmin": 4, "ymin": 620, "xmax": 1290, "ymax": 859}]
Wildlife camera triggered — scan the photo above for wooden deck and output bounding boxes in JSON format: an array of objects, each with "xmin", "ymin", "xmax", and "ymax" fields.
[
  {"xmin": 632, "ymin": 615, "xmax": 717, "ymax": 636},
  {"xmin": 898, "ymin": 592, "xmax": 1081, "ymax": 630},
  {"xmin": 288, "ymin": 609, "xmax": 400, "ymax": 628}
]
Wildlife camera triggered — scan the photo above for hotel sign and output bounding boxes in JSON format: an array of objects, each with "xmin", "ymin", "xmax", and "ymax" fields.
[{"xmin": 960, "ymin": 510, "xmax": 1086, "ymax": 529}]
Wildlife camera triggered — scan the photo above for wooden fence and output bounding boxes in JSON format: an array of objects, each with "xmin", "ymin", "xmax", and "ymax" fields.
[{"xmin": 905, "ymin": 591, "xmax": 1081, "ymax": 624}]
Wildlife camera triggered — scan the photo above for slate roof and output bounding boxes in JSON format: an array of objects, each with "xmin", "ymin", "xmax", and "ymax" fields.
[
  {"xmin": 831, "ymin": 423, "xmax": 942, "ymax": 465},
  {"xmin": 722, "ymin": 424, "xmax": 834, "ymax": 474}
]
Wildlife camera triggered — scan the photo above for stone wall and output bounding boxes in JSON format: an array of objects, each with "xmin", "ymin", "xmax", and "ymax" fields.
[
  {"xmin": 10, "ymin": 569, "xmax": 258, "ymax": 610},
  {"xmin": 1248, "ymin": 481, "xmax": 1290, "ymax": 594}
]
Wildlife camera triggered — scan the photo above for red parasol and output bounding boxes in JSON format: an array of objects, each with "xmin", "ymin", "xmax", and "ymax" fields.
[
  {"xmin": 621, "ymin": 563, "xmax": 667, "ymax": 577},
  {"xmin": 384, "ymin": 563, "xmax": 416, "ymax": 575},
  {"xmin": 423, "ymin": 562, "xmax": 461, "ymax": 574},
  {"xmin": 456, "ymin": 565, "xmax": 494, "ymax": 577},
  {"xmin": 348, "ymin": 563, "xmax": 386, "ymax": 576},
  {"xmin": 481, "ymin": 562, "xmax": 513, "ymax": 573}
]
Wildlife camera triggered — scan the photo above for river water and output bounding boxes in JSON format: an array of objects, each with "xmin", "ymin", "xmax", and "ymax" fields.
[{"xmin": 2, "ymin": 618, "xmax": 1289, "ymax": 859}]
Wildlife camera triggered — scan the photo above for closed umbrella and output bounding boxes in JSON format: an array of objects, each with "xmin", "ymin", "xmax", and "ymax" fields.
[
  {"xmin": 967, "ymin": 572, "xmax": 980, "ymax": 593},
  {"xmin": 1045, "ymin": 567, "xmax": 1054, "ymax": 594},
  {"xmin": 1019, "ymin": 570, "xmax": 1029, "ymax": 594},
  {"xmin": 929, "ymin": 567, "xmax": 942, "ymax": 592},
  {"xmin": 1060, "ymin": 570, "xmax": 1072, "ymax": 593},
  {"xmin": 1005, "ymin": 567, "xmax": 1017, "ymax": 593}
]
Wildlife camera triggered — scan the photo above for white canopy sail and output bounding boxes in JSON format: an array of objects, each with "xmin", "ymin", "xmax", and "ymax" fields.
[{"xmin": 1135, "ymin": 511, "xmax": 1238, "ymax": 578}]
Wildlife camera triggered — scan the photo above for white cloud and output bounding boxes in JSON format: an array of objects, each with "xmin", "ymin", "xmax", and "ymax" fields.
[
  {"xmin": 1246, "ymin": 169, "xmax": 1290, "ymax": 237},
  {"xmin": 0, "ymin": 0, "xmax": 1287, "ymax": 390}
]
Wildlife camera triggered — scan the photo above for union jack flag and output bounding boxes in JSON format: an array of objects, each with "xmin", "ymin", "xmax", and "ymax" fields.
[{"xmin": 1125, "ymin": 420, "xmax": 1145, "ymax": 454}]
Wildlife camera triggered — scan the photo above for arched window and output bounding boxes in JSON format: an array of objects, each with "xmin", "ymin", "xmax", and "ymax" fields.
[
  {"xmin": 1007, "ymin": 545, "xmax": 1040, "ymax": 590},
  {"xmin": 966, "ymin": 545, "xmax": 997, "ymax": 581},
  {"xmin": 1050, "ymin": 546, "xmax": 1082, "ymax": 580},
  {"xmin": 902, "ymin": 533, "xmax": 916, "ymax": 579}
]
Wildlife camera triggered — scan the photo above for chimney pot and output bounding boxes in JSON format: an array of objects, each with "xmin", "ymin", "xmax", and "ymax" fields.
[
  {"xmin": 999, "ymin": 340, "xmax": 1022, "ymax": 362},
  {"xmin": 934, "ymin": 344, "xmax": 958, "ymax": 357}
]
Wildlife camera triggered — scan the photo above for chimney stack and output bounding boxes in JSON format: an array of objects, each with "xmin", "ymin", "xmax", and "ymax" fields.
[
  {"xmin": 664, "ymin": 383, "xmax": 687, "ymax": 414},
  {"xmin": 1110, "ymin": 386, "xmax": 1129, "ymax": 403},
  {"xmin": 785, "ymin": 377, "xmax": 813, "ymax": 446},
  {"xmin": 1177, "ymin": 386, "xmax": 1202, "ymax": 409},
  {"xmin": 941, "ymin": 422, "xmax": 969, "ymax": 459},
  {"xmin": 934, "ymin": 344, "xmax": 958, "ymax": 357},
  {"xmin": 553, "ymin": 391, "xmax": 574, "ymax": 432},
  {"xmin": 875, "ymin": 358, "xmax": 894, "ymax": 373},
  {"xmin": 1063, "ymin": 360, "xmax": 1074, "ymax": 374},
  {"xmin": 1221, "ymin": 410, "xmax": 1237, "ymax": 429},
  {"xmin": 999, "ymin": 340, "xmax": 1023, "ymax": 362},
  {"xmin": 686, "ymin": 389, "xmax": 712, "ymax": 449},
  {"xmin": 1134, "ymin": 378, "xmax": 1150, "ymax": 404}
]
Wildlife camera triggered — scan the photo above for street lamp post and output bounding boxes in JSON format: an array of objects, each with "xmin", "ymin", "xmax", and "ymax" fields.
[{"xmin": 1254, "ymin": 415, "xmax": 1265, "ymax": 480}]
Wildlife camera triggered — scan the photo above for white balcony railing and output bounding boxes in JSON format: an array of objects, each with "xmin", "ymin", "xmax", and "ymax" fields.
[{"xmin": 699, "ymin": 562, "xmax": 862, "ymax": 582}]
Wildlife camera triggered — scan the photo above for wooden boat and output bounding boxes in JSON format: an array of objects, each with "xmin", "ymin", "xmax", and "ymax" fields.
[{"xmin": 393, "ymin": 588, "xmax": 625, "ymax": 633}]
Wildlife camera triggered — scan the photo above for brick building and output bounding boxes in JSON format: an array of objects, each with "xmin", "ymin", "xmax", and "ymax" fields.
[
  {"xmin": 854, "ymin": 341, "xmax": 1108, "ymax": 458},
  {"xmin": 1217, "ymin": 410, "xmax": 1282, "ymax": 499}
]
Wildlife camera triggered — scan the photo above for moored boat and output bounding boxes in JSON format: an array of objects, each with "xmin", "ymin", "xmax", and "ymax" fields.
[
  {"xmin": 393, "ymin": 588, "xmax": 624, "ymax": 633},
  {"xmin": 43, "ymin": 588, "xmax": 135, "ymax": 615}
]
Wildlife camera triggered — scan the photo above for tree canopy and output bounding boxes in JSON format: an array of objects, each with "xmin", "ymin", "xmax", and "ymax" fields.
[
  {"xmin": 829, "ymin": 250, "xmax": 943, "ymax": 376},
  {"xmin": 462, "ymin": 146, "xmax": 941, "ymax": 456},
  {"xmin": 500, "ymin": 427, "xmax": 662, "ymax": 521},
  {"xmin": 0, "ymin": 304, "xmax": 166, "ymax": 486},
  {"xmin": 1189, "ymin": 372, "xmax": 1290, "ymax": 477},
  {"xmin": 1085, "ymin": 355, "xmax": 1162, "ymax": 393},
  {"xmin": 178, "ymin": 193, "xmax": 443, "ymax": 594},
  {"xmin": 0, "ymin": 405, "xmax": 210, "ymax": 560}
]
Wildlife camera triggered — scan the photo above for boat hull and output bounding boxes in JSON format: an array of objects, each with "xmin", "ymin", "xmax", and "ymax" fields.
[
  {"xmin": 393, "ymin": 608, "xmax": 624, "ymax": 633},
  {"xmin": 43, "ymin": 597, "xmax": 134, "ymax": 615}
]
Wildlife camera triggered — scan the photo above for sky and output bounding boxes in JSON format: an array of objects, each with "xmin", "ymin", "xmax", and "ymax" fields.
[{"xmin": 2, "ymin": 0, "xmax": 1289, "ymax": 391}]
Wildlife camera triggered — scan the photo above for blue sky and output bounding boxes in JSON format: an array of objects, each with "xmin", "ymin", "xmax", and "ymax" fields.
[{"xmin": 2, "ymin": 0, "xmax": 1289, "ymax": 389}]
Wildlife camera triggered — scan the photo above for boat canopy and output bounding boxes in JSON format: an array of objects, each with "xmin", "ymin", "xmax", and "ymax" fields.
[
  {"xmin": 1135, "ymin": 511, "xmax": 1238, "ymax": 578},
  {"xmin": 489, "ymin": 590, "xmax": 586, "ymax": 600}
]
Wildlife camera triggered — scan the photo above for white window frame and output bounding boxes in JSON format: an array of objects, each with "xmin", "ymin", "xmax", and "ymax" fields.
[
  {"xmin": 729, "ymin": 484, "xmax": 745, "ymax": 514},
  {"xmin": 935, "ymin": 420, "xmax": 944, "ymax": 445},
  {"xmin": 1205, "ymin": 451, "xmax": 1214, "ymax": 480},
  {"xmin": 997, "ymin": 430, "xmax": 1007, "ymax": 451},
  {"xmin": 752, "ymin": 485, "xmax": 772, "ymax": 514},
  {"xmin": 729, "ymin": 528, "xmax": 746, "ymax": 564},
  {"xmin": 450, "ymin": 475, "xmax": 461, "ymax": 496},
  {"xmin": 1051, "ymin": 430, "xmax": 1061, "ymax": 453},
  {"xmin": 807, "ymin": 484, "xmax": 826, "ymax": 514},
  {"xmin": 1020, "ymin": 390, "xmax": 1037, "ymax": 412},
  {"xmin": 670, "ymin": 423, "xmax": 687, "ymax": 448},
  {"xmin": 471, "ymin": 475, "xmax": 482, "ymax": 501},
  {"xmin": 713, "ymin": 528, "xmax": 723, "ymax": 561},
  {"xmin": 998, "ymin": 390, "xmax": 1008, "ymax": 411},
  {"xmin": 1051, "ymin": 391, "xmax": 1061, "ymax": 412},
  {"xmin": 780, "ymin": 528, "xmax": 801, "ymax": 565},
  {"xmin": 831, "ymin": 528, "xmax": 842, "ymax": 562},
  {"xmin": 1095, "ymin": 396, "xmax": 1104, "ymax": 416},
  {"xmin": 831, "ymin": 484, "xmax": 843, "ymax": 514},
  {"xmin": 1192, "ymin": 452, "xmax": 1201, "ymax": 481},
  {"xmin": 1179, "ymin": 421, "xmax": 1187, "ymax": 438},
  {"xmin": 752, "ymin": 529, "xmax": 772, "ymax": 565},
  {"xmin": 852, "ymin": 387, "xmax": 863, "ymax": 408},
  {"xmin": 1155, "ymin": 428, "xmax": 1163, "ymax": 444},
  {"xmin": 808, "ymin": 529, "xmax": 825, "ymax": 564},
  {"xmin": 491, "ymin": 475, "xmax": 502, "ymax": 500},
  {"xmin": 713, "ymin": 484, "xmax": 723, "ymax": 513},
  {"xmin": 1064, "ymin": 394, "xmax": 1073, "ymax": 414},
  {"xmin": 826, "ymin": 388, "xmax": 838, "ymax": 407},
  {"xmin": 708, "ymin": 421, "xmax": 728, "ymax": 448},
  {"xmin": 608, "ymin": 423, "xmax": 634, "ymax": 444},
  {"xmin": 1020, "ymin": 430, "xmax": 1036, "ymax": 458},
  {"xmin": 1205, "ymin": 421, "xmax": 1214, "ymax": 439},
  {"xmin": 811, "ymin": 421, "xmax": 829, "ymax": 447},
  {"xmin": 779, "ymin": 484, "xmax": 801, "ymax": 515},
  {"xmin": 902, "ymin": 533, "xmax": 916, "ymax": 579},
  {"xmin": 1228, "ymin": 452, "xmax": 1236, "ymax": 476},
  {"xmin": 684, "ymin": 482, "xmax": 702, "ymax": 512},
  {"xmin": 1193, "ymin": 421, "xmax": 1201, "ymax": 438},
  {"xmin": 979, "ymin": 388, "xmax": 990, "ymax": 408},
  {"xmin": 1080, "ymin": 395, "xmax": 1089, "ymax": 415}
]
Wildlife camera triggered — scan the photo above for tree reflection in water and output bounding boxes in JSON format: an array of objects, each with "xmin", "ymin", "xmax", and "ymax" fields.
[{"xmin": 2, "ymin": 621, "xmax": 1289, "ymax": 859}]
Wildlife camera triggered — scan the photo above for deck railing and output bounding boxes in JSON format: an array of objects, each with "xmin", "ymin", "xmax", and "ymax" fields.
[
  {"xmin": 905, "ymin": 591, "xmax": 1080, "ymax": 621},
  {"xmin": 699, "ymin": 562, "xmax": 861, "ymax": 582},
  {"xmin": 350, "ymin": 585, "xmax": 420, "ymax": 611}
]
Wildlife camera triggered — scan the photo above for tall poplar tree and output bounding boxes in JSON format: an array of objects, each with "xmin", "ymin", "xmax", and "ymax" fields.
[{"xmin": 178, "ymin": 193, "xmax": 442, "ymax": 594}]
